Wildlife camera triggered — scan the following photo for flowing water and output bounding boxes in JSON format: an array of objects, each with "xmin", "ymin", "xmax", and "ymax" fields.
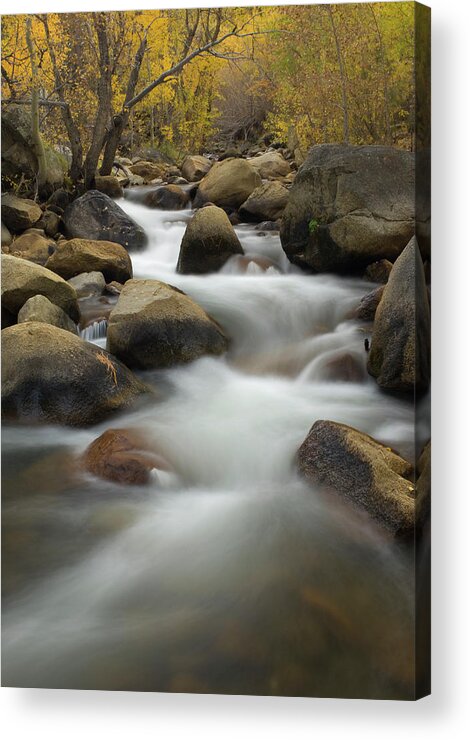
[{"xmin": 2, "ymin": 192, "xmax": 425, "ymax": 698}]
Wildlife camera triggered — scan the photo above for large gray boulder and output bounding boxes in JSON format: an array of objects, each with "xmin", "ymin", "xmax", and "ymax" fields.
[
  {"xmin": 177, "ymin": 205, "xmax": 244, "ymax": 274},
  {"xmin": 2, "ymin": 322, "xmax": 148, "ymax": 426},
  {"xmin": 181, "ymin": 155, "xmax": 212, "ymax": 182},
  {"xmin": 239, "ymin": 181, "xmax": 289, "ymax": 222},
  {"xmin": 63, "ymin": 190, "xmax": 147, "ymax": 251},
  {"xmin": 297, "ymin": 420, "xmax": 415, "ymax": 536},
  {"xmin": 193, "ymin": 158, "xmax": 261, "ymax": 209},
  {"xmin": 367, "ymin": 236, "xmax": 430, "ymax": 394},
  {"xmin": 1, "ymin": 254, "xmax": 79, "ymax": 321},
  {"xmin": 280, "ymin": 145, "xmax": 415, "ymax": 272},
  {"xmin": 107, "ymin": 279, "xmax": 228, "ymax": 369},
  {"xmin": 1, "ymin": 194, "xmax": 42, "ymax": 233},
  {"xmin": 17, "ymin": 294, "xmax": 78, "ymax": 334},
  {"xmin": 45, "ymin": 238, "xmax": 132, "ymax": 284}
]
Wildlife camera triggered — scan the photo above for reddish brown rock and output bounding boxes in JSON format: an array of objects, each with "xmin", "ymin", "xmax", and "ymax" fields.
[{"xmin": 82, "ymin": 428, "xmax": 169, "ymax": 485}]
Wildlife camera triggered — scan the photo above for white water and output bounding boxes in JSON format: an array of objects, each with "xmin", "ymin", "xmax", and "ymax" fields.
[{"xmin": 2, "ymin": 193, "xmax": 423, "ymax": 697}]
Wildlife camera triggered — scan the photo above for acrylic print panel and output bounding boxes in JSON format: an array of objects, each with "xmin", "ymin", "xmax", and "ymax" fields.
[{"xmin": 1, "ymin": 1, "xmax": 430, "ymax": 699}]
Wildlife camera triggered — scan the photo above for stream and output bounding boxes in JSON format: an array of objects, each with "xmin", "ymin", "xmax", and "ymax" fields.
[{"xmin": 2, "ymin": 192, "xmax": 420, "ymax": 698}]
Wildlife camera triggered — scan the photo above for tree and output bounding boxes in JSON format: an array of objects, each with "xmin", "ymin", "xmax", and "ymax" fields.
[{"xmin": 25, "ymin": 15, "xmax": 48, "ymax": 194}]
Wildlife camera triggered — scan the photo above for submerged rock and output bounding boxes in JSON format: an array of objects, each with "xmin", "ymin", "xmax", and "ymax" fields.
[
  {"xmin": 1, "ymin": 254, "xmax": 79, "ymax": 321},
  {"xmin": 63, "ymin": 190, "xmax": 146, "ymax": 251},
  {"xmin": 107, "ymin": 279, "xmax": 228, "ymax": 369},
  {"xmin": 1, "ymin": 194, "xmax": 42, "ymax": 233},
  {"xmin": 281, "ymin": 144, "xmax": 414, "ymax": 272},
  {"xmin": 297, "ymin": 420, "xmax": 415, "ymax": 536},
  {"xmin": 368, "ymin": 236, "xmax": 430, "ymax": 394},
  {"xmin": 17, "ymin": 294, "xmax": 78, "ymax": 334},
  {"xmin": 1, "ymin": 322, "xmax": 148, "ymax": 426},
  {"xmin": 46, "ymin": 237, "xmax": 132, "ymax": 284},
  {"xmin": 177, "ymin": 205, "xmax": 244, "ymax": 274},
  {"xmin": 81, "ymin": 428, "xmax": 169, "ymax": 486},
  {"xmin": 194, "ymin": 158, "xmax": 261, "ymax": 209},
  {"xmin": 144, "ymin": 185, "xmax": 190, "ymax": 210}
]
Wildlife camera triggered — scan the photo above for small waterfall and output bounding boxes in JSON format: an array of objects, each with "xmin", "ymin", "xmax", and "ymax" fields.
[{"xmin": 80, "ymin": 319, "xmax": 108, "ymax": 345}]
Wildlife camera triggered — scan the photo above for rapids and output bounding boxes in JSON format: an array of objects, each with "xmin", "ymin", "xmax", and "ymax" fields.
[{"xmin": 2, "ymin": 192, "xmax": 425, "ymax": 698}]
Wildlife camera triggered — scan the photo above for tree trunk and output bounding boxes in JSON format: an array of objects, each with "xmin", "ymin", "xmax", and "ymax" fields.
[
  {"xmin": 83, "ymin": 13, "xmax": 113, "ymax": 188},
  {"xmin": 25, "ymin": 17, "xmax": 48, "ymax": 196},
  {"xmin": 40, "ymin": 15, "xmax": 84, "ymax": 183},
  {"xmin": 100, "ymin": 33, "xmax": 148, "ymax": 176}
]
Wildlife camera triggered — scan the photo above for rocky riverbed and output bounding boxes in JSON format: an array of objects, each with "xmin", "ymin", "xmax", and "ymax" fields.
[{"xmin": 1, "ymin": 144, "xmax": 430, "ymax": 697}]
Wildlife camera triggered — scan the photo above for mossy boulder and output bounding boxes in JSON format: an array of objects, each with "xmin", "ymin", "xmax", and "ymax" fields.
[
  {"xmin": 367, "ymin": 236, "xmax": 430, "ymax": 394},
  {"xmin": 297, "ymin": 419, "xmax": 415, "ymax": 536},
  {"xmin": 46, "ymin": 238, "xmax": 132, "ymax": 284},
  {"xmin": 194, "ymin": 158, "xmax": 261, "ymax": 209},
  {"xmin": 107, "ymin": 279, "xmax": 228, "ymax": 369},
  {"xmin": 1, "ymin": 322, "xmax": 148, "ymax": 426},
  {"xmin": 177, "ymin": 205, "xmax": 244, "ymax": 274},
  {"xmin": 1, "ymin": 254, "xmax": 79, "ymax": 321},
  {"xmin": 281, "ymin": 144, "xmax": 415, "ymax": 272},
  {"xmin": 63, "ymin": 190, "xmax": 147, "ymax": 251}
]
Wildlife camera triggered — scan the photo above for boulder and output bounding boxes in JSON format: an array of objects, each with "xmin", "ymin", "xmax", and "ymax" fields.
[
  {"xmin": 239, "ymin": 181, "xmax": 289, "ymax": 222},
  {"xmin": 193, "ymin": 158, "xmax": 261, "ymax": 209},
  {"xmin": 8, "ymin": 231, "xmax": 56, "ymax": 265},
  {"xmin": 364, "ymin": 259, "xmax": 393, "ymax": 283},
  {"xmin": 354, "ymin": 285, "xmax": 385, "ymax": 321},
  {"xmin": 1, "ymin": 254, "xmax": 79, "ymax": 320},
  {"xmin": 17, "ymin": 294, "xmax": 78, "ymax": 334},
  {"xmin": 1, "ymin": 194, "xmax": 42, "ymax": 233},
  {"xmin": 297, "ymin": 420, "xmax": 415, "ymax": 536},
  {"xmin": 177, "ymin": 205, "xmax": 244, "ymax": 274},
  {"xmin": 181, "ymin": 155, "xmax": 212, "ymax": 182},
  {"xmin": 47, "ymin": 189, "xmax": 72, "ymax": 211},
  {"xmin": 46, "ymin": 238, "xmax": 132, "ymax": 284},
  {"xmin": 1, "ymin": 104, "xmax": 67, "ymax": 189},
  {"xmin": 1, "ymin": 221, "xmax": 12, "ymax": 246},
  {"xmin": 107, "ymin": 279, "xmax": 228, "ymax": 369},
  {"xmin": 1, "ymin": 322, "xmax": 148, "ymax": 427},
  {"xmin": 248, "ymin": 151, "xmax": 291, "ymax": 179},
  {"xmin": 105, "ymin": 281, "xmax": 123, "ymax": 295},
  {"xmin": 318, "ymin": 352, "xmax": 366, "ymax": 383},
  {"xmin": 68, "ymin": 271, "xmax": 106, "ymax": 298},
  {"xmin": 94, "ymin": 175, "xmax": 124, "ymax": 199},
  {"xmin": 129, "ymin": 161, "xmax": 166, "ymax": 183},
  {"xmin": 280, "ymin": 144, "xmax": 415, "ymax": 272},
  {"xmin": 81, "ymin": 428, "xmax": 168, "ymax": 485},
  {"xmin": 42, "ymin": 210, "xmax": 62, "ymax": 238},
  {"xmin": 144, "ymin": 185, "xmax": 190, "ymax": 210},
  {"xmin": 63, "ymin": 190, "xmax": 147, "ymax": 251},
  {"xmin": 368, "ymin": 236, "xmax": 430, "ymax": 394}
]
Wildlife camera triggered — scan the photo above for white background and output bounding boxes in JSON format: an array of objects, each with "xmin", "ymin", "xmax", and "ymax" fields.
[{"xmin": 1, "ymin": 0, "xmax": 469, "ymax": 737}]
